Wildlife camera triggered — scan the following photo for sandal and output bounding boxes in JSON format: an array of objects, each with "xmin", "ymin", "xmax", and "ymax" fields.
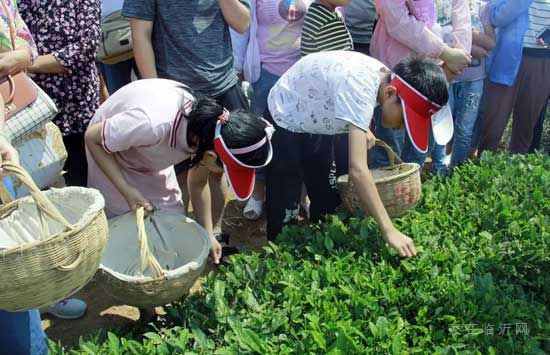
[{"xmin": 243, "ymin": 197, "xmax": 264, "ymax": 221}]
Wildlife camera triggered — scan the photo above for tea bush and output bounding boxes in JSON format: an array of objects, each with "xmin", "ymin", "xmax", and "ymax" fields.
[{"xmin": 52, "ymin": 153, "xmax": 550, "ymax": 354}]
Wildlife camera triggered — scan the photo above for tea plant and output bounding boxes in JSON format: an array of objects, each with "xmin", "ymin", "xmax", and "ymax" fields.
[{"xmin": 52, "ymin": 152, "xmax": 550, "ymax": 354}]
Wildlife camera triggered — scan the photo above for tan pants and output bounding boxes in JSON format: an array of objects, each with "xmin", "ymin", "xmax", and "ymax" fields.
[{"xmin": 479, "ymin": 54, "xmax": 550, "ymax": 154}]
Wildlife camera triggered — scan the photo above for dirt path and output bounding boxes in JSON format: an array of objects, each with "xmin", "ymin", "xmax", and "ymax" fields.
[{"xmin": 42, "ymin": 199, "xmax": 267, "ymax": 347}]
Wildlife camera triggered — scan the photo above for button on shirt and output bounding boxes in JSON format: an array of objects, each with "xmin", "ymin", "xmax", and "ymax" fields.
[{"xmin": 268, "ymin": 51, "xmax": 384, "ymax": 135}]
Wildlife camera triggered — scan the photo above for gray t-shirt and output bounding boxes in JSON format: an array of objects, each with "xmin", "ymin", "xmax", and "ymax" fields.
[
  {"xmin": 123, "ymin": 0, "xmax": 249, "ymax": 97},
  {"xmin": 344, "ymin": 0, "xmax": 376, "ymax": 44}
]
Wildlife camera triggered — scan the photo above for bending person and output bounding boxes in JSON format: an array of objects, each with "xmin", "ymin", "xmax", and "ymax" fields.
[
  {"xmin": 85, "ymin": 78, "xmax": 273, "ymax": 264},
  {"xmin": 266, "ymin": 52, "xmax": 452, "ymax": 257}
]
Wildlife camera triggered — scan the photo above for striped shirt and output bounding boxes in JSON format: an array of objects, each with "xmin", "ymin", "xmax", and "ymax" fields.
[
  {"xmin": 523, "ymin": 0, "xmax": 550, "ymax": 49},
  {"xmin": 300, "ymin": 2, "xmax": 352, "ymax": 56}
]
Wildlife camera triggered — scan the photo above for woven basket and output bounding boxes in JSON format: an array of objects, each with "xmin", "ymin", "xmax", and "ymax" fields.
[
  {"xmin": 0, "ymin": 163, "xmax": 108, "ymax": 312},
  {"xmin": 337, "ymin": 139, "xmax": 421, "ymax": 218},
  {"xmin": 98, "ymin": 207, "xmax": 210, "ymax": 308}
]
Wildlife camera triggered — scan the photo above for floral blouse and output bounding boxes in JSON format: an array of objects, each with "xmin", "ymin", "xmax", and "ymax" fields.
[
  {"xmin": 19, "ymin": 0, "xmax": 101, "ymax": 135},
  {"xmin": 0, "ymin": 0, "xmax": 37, "ymax": 57}
]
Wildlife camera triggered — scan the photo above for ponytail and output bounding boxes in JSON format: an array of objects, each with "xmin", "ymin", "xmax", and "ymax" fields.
[
  {"xmin": 182, "ymin": 90, "xmax": 271, "ymax": 169},
  {"xmin": 185, "ymin": 93, "xmax": 224, "ymax": 167}
]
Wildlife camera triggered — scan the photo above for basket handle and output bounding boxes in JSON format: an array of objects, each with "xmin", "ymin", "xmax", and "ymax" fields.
[
  {"xmin": 56, "ymin": 250, "xmax": 85, "ymax": 271},
  {"xmin": 136, "ymin": 207, "xmax": 164, "ymax": 278},
  {"xmin": 375, "ymin": 139, "xmax": 403, "ymax": 166},
  {"xmin": 0, "ymin": 162, "xmax": 73, "ymax": 240}
]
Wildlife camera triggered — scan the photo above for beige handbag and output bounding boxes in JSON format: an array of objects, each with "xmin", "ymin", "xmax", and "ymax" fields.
[{"xmin": 98, "ymin": 10, "xmax": 134, "ymax": 65}]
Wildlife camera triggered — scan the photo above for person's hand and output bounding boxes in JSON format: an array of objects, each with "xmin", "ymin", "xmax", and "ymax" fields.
[
  {"xmin": 122, "ymin": 185, "xmax": 154, "ymax": 213},
  {"xmin": 366, "ymin": 129, "xmax": 376, "ymax": 150},
  {"xmin": 383, "ymin": 227, "xmax": 417, "ymax": 258},
  {"xmin": 441, "ymin": 64, "xmax": 457, "ymax": 82},
  {"xmin": 0, "ymin": 49, "xmax": 32, "ymax": 77},
  {"xmin": 440, "ymin": 47, "xmax": 471, "ymax": 75},
  {"xmin": 471, "ymin": 44, "xmax": 489, "ymax": 59},
  {"xmin": 209, "ymin": 235, "xmax": 222, "ymax": 264},
  {"xmin": 0, "ymin": 135, "xmax": 18, "ymax": 174},
  {"xmin": 537, "ymin": 38, "xmax": 548, "ymax": 48}
]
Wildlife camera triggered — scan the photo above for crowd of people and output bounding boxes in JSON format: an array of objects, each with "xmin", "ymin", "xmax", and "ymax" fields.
[{"xmin": 0, "ymin": 0, "xmax": 548, "ymax": 353}]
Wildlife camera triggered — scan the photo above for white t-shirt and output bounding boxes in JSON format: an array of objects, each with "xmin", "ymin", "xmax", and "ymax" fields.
[{"xmin": 267, "ymin": 51, "xmax": 384, "ymax": 135}]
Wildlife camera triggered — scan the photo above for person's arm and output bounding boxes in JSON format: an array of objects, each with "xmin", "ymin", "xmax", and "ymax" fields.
[
  {"xmin": 27, "ymin": 54, "xmax": 66, "ymax": 74},
  {"xmin": 488, "ymin": 0, "xmax": 533, "ymax": 28},
  {"xmin": 12, "ymin": 0, "xmax": 38, "ymax": 62},
  {"xmin": 348, "ymin": 126, "xmax": 417, "ymax": 258},
  {"xmin": 219, "ymin": 0, "xmax": 250, "ymax": 34},
  {"xmin": 0, "ymin": 95, "xmax": 18, "ymax": 171},
  {"xmin": 188, "ymin": 165, "xmax": 222, "ymax": 264},
  {"xmin": 46, "ymin": 0, "xmax": 100, "ymax": 75},
  {"xmin": 130, "ymin": 19, "xmax": 157, "ymax": 78},
  {"xmin": 377, "ymin": 0, "xmax": 446, "ymax": 58},
  {"xmin": 85, "ymin": 123, "xmax": 153, "ymax": 212},
  {"xmin": 451, "ymin": 0, "xmax": 472, "ymax": 53}
]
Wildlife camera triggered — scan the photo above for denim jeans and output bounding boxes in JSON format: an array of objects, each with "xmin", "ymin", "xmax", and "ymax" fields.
[
  {"xmin": 370, "ymin": 107, "xmax": 434, "ymax": 168},
  {"xmin": 0, "ymin": 310, "xmax": 47, "ymax": 355},
  {"xmin": 432, "ymin": 80, "xmax": 484, "ymax": 174},
  {"xmin": 252, "ymin": 68, "xmax": 281, "ymax": 182},
  {"xmin": 251, "ymin": 68, "xmax": 281, "ymax": 116},
  {"xmin": 100, "ymin": 58, "xmax": 138, "ymax": 95}
]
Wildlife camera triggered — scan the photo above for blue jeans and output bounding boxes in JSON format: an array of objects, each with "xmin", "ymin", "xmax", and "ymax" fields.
[
  {"xmin": 432, "ymin": 80, "xmax": 484, "ymax": 174},
  {"xmin": 100, "ymin": 59, "xmax": 138, "ymax": 95},
  {"xmin": 251, "ymin": 68, "xmax": 280, "ymax": 116},
  {"xmin": 251, "ymin": 68, "xmax": 281, "ymax": 182},
  {"xmin": 0, "ymin": 310, "xmax": 48, "ymax": 355},
  {"xmin": 370, "ymin": 107, "xmax": 434, "ymax": 168}
]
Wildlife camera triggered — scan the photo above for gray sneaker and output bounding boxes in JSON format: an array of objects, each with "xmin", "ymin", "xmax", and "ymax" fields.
[{"xmin": 43, "ymin": 298, "xmax": 87, "ymax": 319}]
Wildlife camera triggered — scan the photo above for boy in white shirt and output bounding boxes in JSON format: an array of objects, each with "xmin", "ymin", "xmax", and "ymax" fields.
[{"xmin": 267, "ymin": 51, "xmax": 452, "ymax": 257}]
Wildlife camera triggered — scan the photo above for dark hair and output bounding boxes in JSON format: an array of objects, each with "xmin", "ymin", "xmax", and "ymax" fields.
[
  {"xmin": 390, "ymin": 56, "xmax": 449, "ymax": 106},
  {"xmin": 184, "ymin": 92, "xmax": 271, "ymax": 168}
]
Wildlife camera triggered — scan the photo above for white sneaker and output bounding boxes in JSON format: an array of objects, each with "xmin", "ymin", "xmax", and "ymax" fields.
[{"xmin": 42, "ymin": 298, "xmax": 87, "ymax": 320}]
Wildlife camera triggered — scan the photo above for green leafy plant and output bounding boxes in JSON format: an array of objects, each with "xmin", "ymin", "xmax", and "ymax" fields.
[{"xmin": 52, "ymin": 152, "xmax": 550, "ymax": 354}]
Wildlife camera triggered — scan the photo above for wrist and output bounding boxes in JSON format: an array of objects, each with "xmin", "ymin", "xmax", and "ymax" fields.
[
  {"xmin": 380, "ymin": 224, "xmax": 396, "ymax": 237},
  {"xmin": 439, "ymin": 46, "xmax": 451, "ymax": 62}
]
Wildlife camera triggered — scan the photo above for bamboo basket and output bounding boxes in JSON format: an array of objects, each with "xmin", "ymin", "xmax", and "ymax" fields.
[
  {"xmin": 0, "ymin": 162, "xmax": 108, "ymax": 312},
  {"xmin": 98, "ymin": 207, "xmax": 210, "ymax": 308},
  {"xmin": 337, "ymin": 139, "xmax": 421, "ymax": 217}
]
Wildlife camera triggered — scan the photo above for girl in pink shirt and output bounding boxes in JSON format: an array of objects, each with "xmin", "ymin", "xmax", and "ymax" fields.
[
  {"xmin": 369, "ymin": 0, "xmax": 473, "ymax": 168},
  {"xmin": 371, "ymin": 0, "xmax": 472, "ymax": 80},
  {"xmin": 85, "ymin": 79, "xmax": 274, "ymax": 263}
]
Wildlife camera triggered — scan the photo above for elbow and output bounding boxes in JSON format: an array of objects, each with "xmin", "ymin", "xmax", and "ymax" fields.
[
  {"xmin": 233, "ymin": 19, "xmax": 250, "ymax": 34},
  {"xmin": 84, "ymin": 127, "xmax": 95, "ymax": 149}
]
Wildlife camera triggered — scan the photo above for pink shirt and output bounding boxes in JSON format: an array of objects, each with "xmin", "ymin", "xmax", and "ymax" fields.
[
  {"xmin": 86, "ymin": 79, "xmax": 196, "ymax": 218},
  {"xmin": 370, "ymin": 0, "xmax": 472, "ymax": 69},
  {"xmin": 256, "ymin": 0, "xmax": 312, "ymax": 76}
]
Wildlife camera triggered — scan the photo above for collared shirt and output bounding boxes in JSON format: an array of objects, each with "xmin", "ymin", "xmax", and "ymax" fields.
[{"xmin": 87, "ymin": 79, "xmax": 196, "ymax": 217}]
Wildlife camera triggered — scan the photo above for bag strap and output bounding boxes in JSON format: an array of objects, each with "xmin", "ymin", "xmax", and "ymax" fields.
[{"xmin": 0, "ymin": 0, "xmax": 17, "ymax": 51}]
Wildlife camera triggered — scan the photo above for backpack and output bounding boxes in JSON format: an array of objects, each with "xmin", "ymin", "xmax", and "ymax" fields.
[{"xmin": 98, "ymin": 10, "xmax": 133, "ymax": 65}]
